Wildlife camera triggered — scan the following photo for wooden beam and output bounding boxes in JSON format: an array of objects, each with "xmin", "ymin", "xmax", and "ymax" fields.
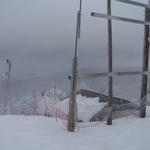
[
  {"xmin": 68, "ymin": 0, "xmax": 82, "ymax": 132},
  {"xmin": 107, "ymin": 0, "xmax": 113, "ymax": 125},
  {"xmin": 68, "ymin": 58, "xmax": 78, "ymax": 132},
  {"xmin": 115, "ymin": 71, "xmax": 143, "ymax": 76},
  {"xmin": 114, "ymin": 0, "xmax": 147, "ymax": 8},
  {"xmin": 77, "ymin": 71, "xmax": 143, "ymax": 79},
  {"xmin": 91, "ymin": 12, "xmax": 150, "ymax": 26},
  {"xmin": 140, "ymin": 5, "xmax": 150, "ymax": 118},
  {"xmin": 77, "ymin": 72, "xmax": 108, "ymax": 79}
]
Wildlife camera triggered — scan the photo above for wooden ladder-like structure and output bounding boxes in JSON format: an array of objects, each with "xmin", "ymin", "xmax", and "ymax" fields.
[{"xmin": 68, "ymin": 0, "xmax": 150, "ymax": 132}]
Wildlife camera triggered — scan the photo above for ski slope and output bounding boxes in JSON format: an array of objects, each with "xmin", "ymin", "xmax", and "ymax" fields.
[{"xmin": 0, "ymin": 107, "xmax": 150, "ymax": 150}]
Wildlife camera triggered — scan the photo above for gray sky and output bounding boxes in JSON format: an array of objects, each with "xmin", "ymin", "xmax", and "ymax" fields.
[{"xmin": 0, "ymin": 0, "xmax": 149, "ymax": 80}]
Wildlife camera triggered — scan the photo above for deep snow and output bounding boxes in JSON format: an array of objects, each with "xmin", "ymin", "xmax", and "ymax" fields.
[{"xmin": 0, "ymin": 107, "xmax": 150, "ymax": 150}]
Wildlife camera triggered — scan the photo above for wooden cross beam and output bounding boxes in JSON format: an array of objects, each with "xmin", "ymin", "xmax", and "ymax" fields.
[
  {"xmin": 114, "ymin": 0, "xmax": 147, "ymax": 8},
  {"xmin": 91, "ymin": 12, "xmax": 150, "ymax": 26},
  {"xmin": 77, "ymin": 71, "xmax": 143, "ymax": 79}
]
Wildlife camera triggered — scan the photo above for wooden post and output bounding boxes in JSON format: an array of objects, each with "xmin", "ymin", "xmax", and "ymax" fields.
[
  {"xmin": 67, "ymin": 58, "xmax": 78, "ymax": 132},
  {"xmin": 107, "ymin": 0, "xmax": 113, "ymax": 125},
  {"xmin": 44, "ymin": 96, "xmax": 47, "ymax": 116},
  {"xmin": 68, "ymin": 0, "xmax": 82, "ymax": 132},
  {"xmin": 33, "ymin": 91, "xmax": 36, "ymax": 115},
  {"xmin": 140, "ymin": 3, "xmax": 150, "ymax": 118},
  {"xmin": 4, "ymin": 59, "xmax": 12, "ymax": 115}
]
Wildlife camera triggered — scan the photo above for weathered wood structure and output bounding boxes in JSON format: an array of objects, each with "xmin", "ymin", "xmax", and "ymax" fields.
[
  {"xmin": 68, "ymin": 0, "xmax": 150, "ymax": 132},
  {"xmin": 91, "ymin": 0, "xmax": 150, "ymax": 123}
]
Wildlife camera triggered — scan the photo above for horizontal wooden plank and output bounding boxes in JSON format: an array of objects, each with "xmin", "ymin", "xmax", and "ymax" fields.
[
  {"xmin": 91, "ymin": 12, "xmax": 150, "ymax": 26},
  {"xmin": 114, "ymin": 0, "xmax": 147, "ymax": 8},
  {"xmin": 77, "ymin": 71, "xmax": 143, "ymax": 79}
]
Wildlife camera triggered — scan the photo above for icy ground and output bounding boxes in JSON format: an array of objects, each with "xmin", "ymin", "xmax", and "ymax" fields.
[{"xmin": 0, "ymin": 107, "xmax": 150, "ymax": 150}]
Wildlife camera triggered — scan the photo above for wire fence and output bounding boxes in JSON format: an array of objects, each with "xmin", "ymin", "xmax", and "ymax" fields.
[{"xmin": 52, "ymin": 96, "xmax": 149, "ymax": 129}]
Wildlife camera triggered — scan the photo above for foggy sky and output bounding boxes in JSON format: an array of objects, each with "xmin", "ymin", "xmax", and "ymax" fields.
[{"xmin": 0, "ymin": 0, "xmax": 149, "ymax": 80}]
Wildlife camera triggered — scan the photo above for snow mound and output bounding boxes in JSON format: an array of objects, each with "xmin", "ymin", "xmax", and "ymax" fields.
[{"xmin": 57, "ymin": 95, "xmax": 106, "ymax": 122}]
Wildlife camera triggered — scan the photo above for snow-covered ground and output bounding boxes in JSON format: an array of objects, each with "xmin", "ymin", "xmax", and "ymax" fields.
[{"xmin": 0, "ymin": 107, "xmax": 150, "ymax": 150}]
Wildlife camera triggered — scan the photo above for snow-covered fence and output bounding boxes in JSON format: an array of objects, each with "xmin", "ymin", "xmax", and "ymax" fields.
[
  {"xmin": 54, "ymin": 95, "xmax": 107, "ymax": 128},
  {"xmin": 55, "ymin": 95, "xmax": 149, "ymax": 129},
  {"xmin": 35, "ymin": 93, "xmax": 148, "ymax": 129}
]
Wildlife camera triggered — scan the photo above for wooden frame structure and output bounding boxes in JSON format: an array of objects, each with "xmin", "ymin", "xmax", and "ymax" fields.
[
  {"xmin": 91, "ymin": 0, "xmax": 150, "ymax": 123},
  {"xmin": 68, "ymin": 0, "xmax": 150, "ymax": 131}
]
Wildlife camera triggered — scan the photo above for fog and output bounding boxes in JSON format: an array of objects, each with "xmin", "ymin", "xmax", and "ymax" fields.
[{"xmin": 0, "ymin": 0, "xmax": 149, "ymax": 99}]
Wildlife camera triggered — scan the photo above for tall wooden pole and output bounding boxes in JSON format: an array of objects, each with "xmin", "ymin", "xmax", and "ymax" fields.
[
  {"xmin": 44, "ymin": 96, "xmax": 47, "ymax": 116},
  {"xmin": 4, "ymin": 59, "xmax": 12, "ymax": 114},
  {"xmin": 140, "ymin": 2, "xmax": 150, "ymax": 118},
  {"xmin": 67, "ymin": 58, "xmax": 78, "ymax": 131},
  {"xmin": 107, "ymin": 0, "xmax": 113, "ymax": 125},
  {"xmin": 67, "ymin": 0, "xmax": 82, "ymax": 132},
  {"xmin": 33, "ymin": 91, "xmax": 36, "ymax": 115}
]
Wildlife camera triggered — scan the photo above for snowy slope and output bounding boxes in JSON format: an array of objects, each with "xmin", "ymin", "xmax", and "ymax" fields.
[{"xmin": 0, "ymin": 107, "xmax": 150, "ymax": 150}]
